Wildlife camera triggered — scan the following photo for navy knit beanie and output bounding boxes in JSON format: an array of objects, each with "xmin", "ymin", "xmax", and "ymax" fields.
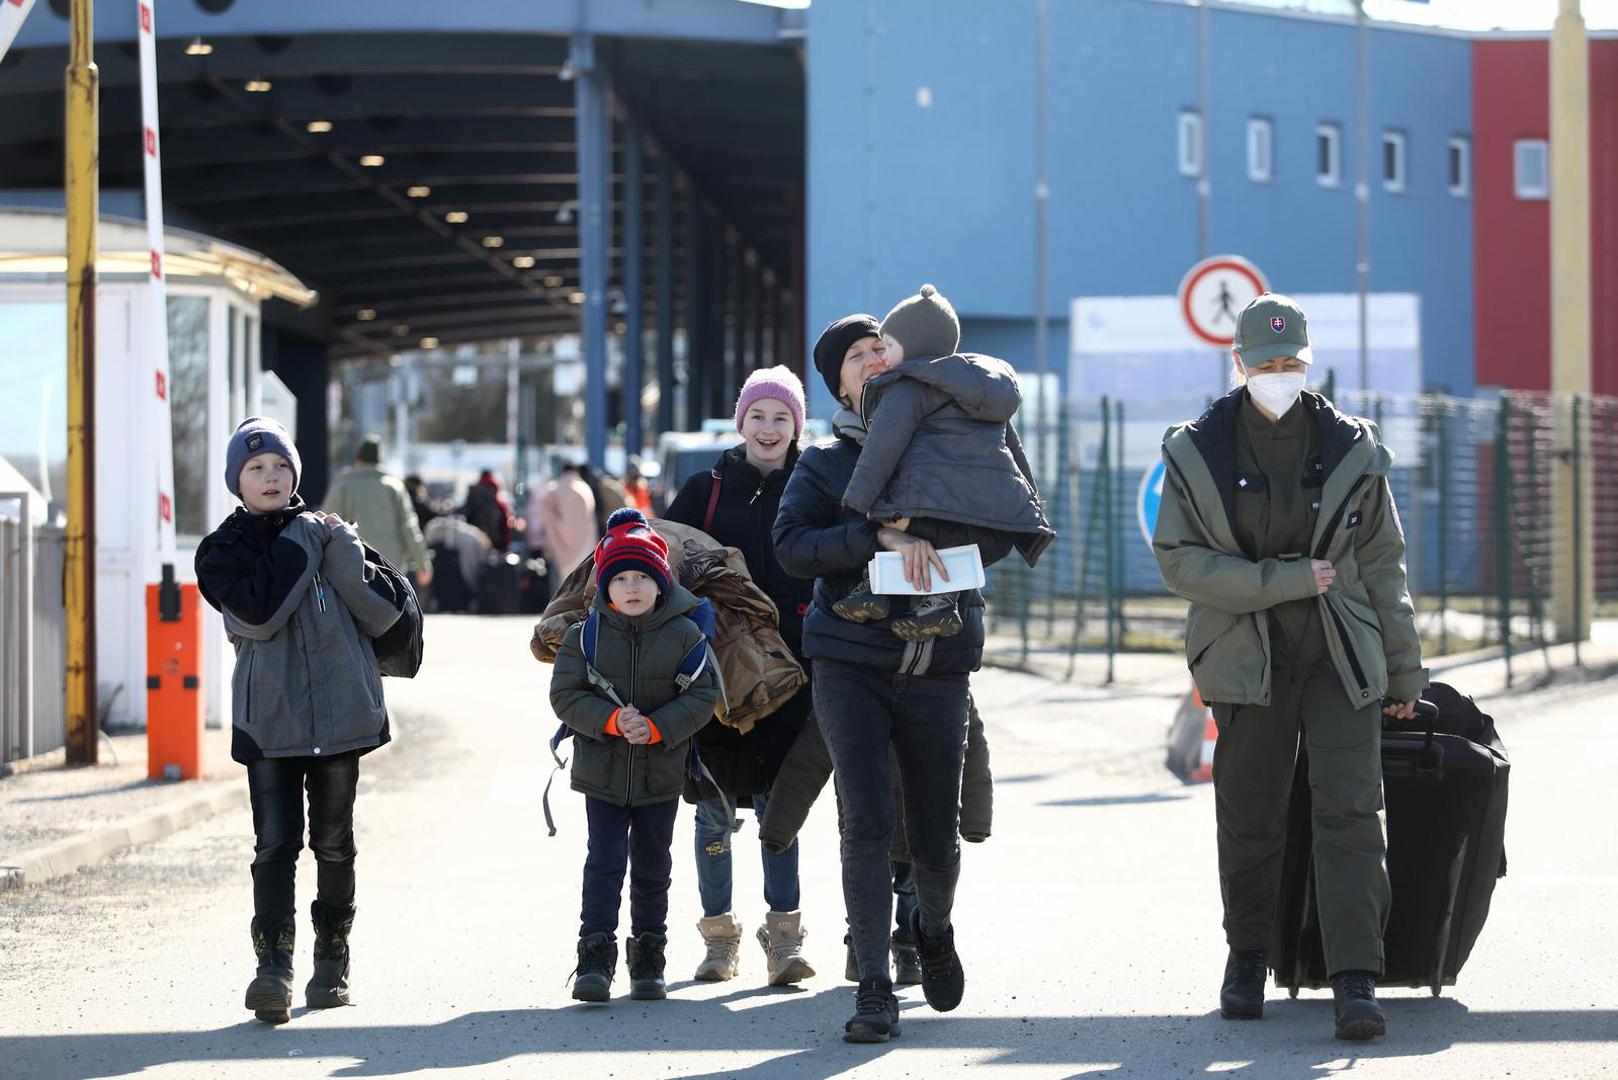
[{"xmin": 226, "ymin": 417, "xmax": 301, "ymax": 498}]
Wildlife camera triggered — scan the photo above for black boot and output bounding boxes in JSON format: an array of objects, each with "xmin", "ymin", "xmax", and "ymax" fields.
[
  {"xmin": 570, "ymin": 932, "xmax": 617, "ymax": 1003},
  {"xmin": 891, "ymin": 594, "xmax": 963, "ymax": 642},
  {"xmin": 832, "ymin": 575, "xmax": 890, "ymax": 623},
  {"xmin": 891, "ymin": 929, "xmax": 922, "ymax": 986},
  {"xmin": 1331, "ymin": 970, "xmax": 1386, "ymax": 1040},
  {"xmin": 844, "ymin": 977, "xmax": 901, "ymax": 1044},
  {"xmin": 843, "ymin": 933, "xmax": 859, "ymax": 983},
  {"xmin": 306, "ymin": 900, "xmax": 355, "ymax": 1009},
  {"xmin": 1220, "ymin": 948, "xmax": 1267, "ymax": 1020},
  {"xmin": 909, "ymin": 908, "xmax": 965, "ymax": 1012},
  {"xmin": 245, "ymin": 917, "xmax": 295, "ymax": 1025},
  {"xmin": 626, "ymin": 933, "xmax": 668, "ymax": 1001}
]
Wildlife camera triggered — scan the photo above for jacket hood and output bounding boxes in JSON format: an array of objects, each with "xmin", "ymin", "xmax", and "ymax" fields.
[
  {"xmin": 832, "ymin": 407, "xmax": 868, "ymax": 445},
  {"xmin": 591, "ymin": 580, "xmax": 702, "ymax": 632},
  {"xmin": 869, "ymin": 353, "xmax": 1022, "ymax": 424}
]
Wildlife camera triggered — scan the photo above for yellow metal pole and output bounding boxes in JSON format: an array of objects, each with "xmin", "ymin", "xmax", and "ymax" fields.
[
  {"xmin": 1551, "ymin": 0, "xmax": 1593, "ymax": 644},
  {"xmin": 64, "ymin": 0, "xmax": 98, "ymax": 764}
]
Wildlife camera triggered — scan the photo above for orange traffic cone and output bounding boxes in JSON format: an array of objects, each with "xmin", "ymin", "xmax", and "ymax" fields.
[{"xmin": 1189, "ymin": 685, "xmax": 1216, "ymax": 782}]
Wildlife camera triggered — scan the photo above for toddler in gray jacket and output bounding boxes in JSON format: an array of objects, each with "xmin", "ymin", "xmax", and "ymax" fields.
[
  {"xmin": 195, "ymin": 417, "xmax": 405, "ymax": 1026},
  {"xmin": 835, "ymin": 284, "xmax": 1054, "ymax": 641}
]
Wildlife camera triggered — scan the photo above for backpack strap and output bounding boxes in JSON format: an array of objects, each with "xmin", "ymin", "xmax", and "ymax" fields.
[
  {"xmin": 579, "ymin": 610, "xmax": 625, "ymax": 707},
  {"xmin": 542, "ymin": 722, "xmax": 570, "ymax": 837},
  {"xmin": 702, "ymin": 469, "xmax": 722, "ymax": 535}
]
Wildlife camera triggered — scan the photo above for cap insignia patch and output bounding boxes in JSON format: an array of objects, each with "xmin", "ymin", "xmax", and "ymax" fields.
[{"xmin": 1270, "ymin": 316, "xmax": 1287, "ymax": 333}]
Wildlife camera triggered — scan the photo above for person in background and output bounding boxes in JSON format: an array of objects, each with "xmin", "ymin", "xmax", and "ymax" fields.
[
  {"xmin": 322, "ymin": 434, "xmax": 432, "ymax": 590},
  {"xmin": 461, "ymin": 469, "xmax": 515, "ymax": 551},
  {"xmin": 532, "ymin": 462, "xmax": 599, "ymax": 578},
  {"xmin": 623, "ymin": 457, "xmax": 654, "ymax": 513},
  {"xmin": 402, "ymin": 474, "xmax": 438, "ymax": 533}
]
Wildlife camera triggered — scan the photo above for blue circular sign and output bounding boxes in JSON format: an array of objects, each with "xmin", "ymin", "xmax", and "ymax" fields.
[{"xmin": 1138, "ymin": 459, "xmax": 1166, "ymax": 550}]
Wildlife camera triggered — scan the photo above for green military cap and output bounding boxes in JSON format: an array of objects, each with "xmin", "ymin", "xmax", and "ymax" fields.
[{"xmin": 1233, "ymin": 292, "xmax": 1313, "ymax": 365}]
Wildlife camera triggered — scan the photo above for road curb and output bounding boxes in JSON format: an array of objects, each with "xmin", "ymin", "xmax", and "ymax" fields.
[{"xmin": 0, "ymin": 780, "xmax": 248, "ymax": 894}]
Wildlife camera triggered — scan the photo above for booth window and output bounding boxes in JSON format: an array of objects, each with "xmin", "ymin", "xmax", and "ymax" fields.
[{"xmin": 168, "ymin": 296, "xmax": 211, "ymax": 539}]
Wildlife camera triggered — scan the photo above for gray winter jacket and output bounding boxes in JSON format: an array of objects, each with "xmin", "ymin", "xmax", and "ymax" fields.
[
  {"xmin": 841, "ymin": 353, "xmax": 1055, "ymax": 567},
  {"xmin": 199, "ymin": 511, "xmax": 403, "ymax": 761}
]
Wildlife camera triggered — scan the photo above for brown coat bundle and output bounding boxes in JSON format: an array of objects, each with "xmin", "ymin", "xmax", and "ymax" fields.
[{"xmin": 530, "ymin": 518, "xmax": 806, "ymax": 735}]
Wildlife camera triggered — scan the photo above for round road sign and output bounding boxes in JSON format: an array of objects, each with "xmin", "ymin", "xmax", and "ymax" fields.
[
  {"xmin": 1138, "ymin": 458, "xmax": 1167, "ymax": 551},
  {"xmin": 1178, "ymin": 255, "xmax": 1269, "ymax": 348}
]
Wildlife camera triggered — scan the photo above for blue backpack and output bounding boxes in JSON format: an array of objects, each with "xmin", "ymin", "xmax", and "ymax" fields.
[{"xmin": 543, "ymin": 599, "xmax": 730, "ymax": 836}]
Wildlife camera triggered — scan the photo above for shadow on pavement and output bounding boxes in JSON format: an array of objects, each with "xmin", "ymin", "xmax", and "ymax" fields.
[
  {"xmin": 1040, "ymin": 793, "xmax": 1192, "ymax": 808},
  {"xmin": 6, "ymin": 994, "xmax": 1614, "ymax": 1080}
]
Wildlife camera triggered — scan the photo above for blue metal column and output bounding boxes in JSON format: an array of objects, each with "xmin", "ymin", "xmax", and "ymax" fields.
[
  {"xmin": 571, "ymin": 34, "xmax": 609, "ymax": 469},
  {"xmin": 622, "ymin": 122, "xmax": 645, "ymax": 458},
  {"xmin": 654, "ymin": 153, "xmax": 675, "ymax": 436},
  {"xmin": 684, "ymin": 185, "xmax": 705, "ymax": 431}
]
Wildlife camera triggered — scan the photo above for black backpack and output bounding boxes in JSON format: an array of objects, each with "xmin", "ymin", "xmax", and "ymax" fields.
[{"xmin": 362, "ymin": 543, "xmax": 425, "ymax": 678}]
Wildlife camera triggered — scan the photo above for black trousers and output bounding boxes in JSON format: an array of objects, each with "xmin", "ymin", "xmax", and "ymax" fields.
[
  {"xmin": 246, "ymin": 751, "xmax": 361, "ymax": 924},
  {"xmin": 580, "ymin": 796, "xmax": 681, "ymax": 938},
  {"xmin": 814, "ymin": 658, "xmax": 969, "ymax": 984}
]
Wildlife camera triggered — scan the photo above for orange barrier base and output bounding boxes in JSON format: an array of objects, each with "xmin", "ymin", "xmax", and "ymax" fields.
[
  {"xmin": 147, "ymin": 582, "xmax": 204, "ymax": 780},
  {"xmin": 1189, "ymin": 685, "xmax": 1216, "ymax": 782}
]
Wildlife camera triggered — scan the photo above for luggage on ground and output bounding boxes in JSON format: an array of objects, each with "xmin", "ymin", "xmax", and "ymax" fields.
[{"xmin": 1270, "ymin": 682, "xmax": 1509, "ymax": 996}]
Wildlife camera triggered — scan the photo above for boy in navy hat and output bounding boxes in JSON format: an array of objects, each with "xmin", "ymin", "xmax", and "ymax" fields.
[
  {"xmin": 195, "ymin": 417, "xmax": 407, "ymax": 1024},
  {"xmin": 550, "ymin": 508, "xmax": 719, "ymax": 1003}
]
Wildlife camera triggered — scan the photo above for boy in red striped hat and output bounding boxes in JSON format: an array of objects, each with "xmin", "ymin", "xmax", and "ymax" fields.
[{"xmin": 550, "ymin": 507, "xmax": 719, "ymax": 1003}]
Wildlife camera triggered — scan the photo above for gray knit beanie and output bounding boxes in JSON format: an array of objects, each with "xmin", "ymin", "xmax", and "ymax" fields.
[
  {"xmin": 225, "ymin": 417, "xmax": 301, "ymax": 498},
  {"xmin": 880, "ymin": 283, "xmax": 960, "ymax": 360}
]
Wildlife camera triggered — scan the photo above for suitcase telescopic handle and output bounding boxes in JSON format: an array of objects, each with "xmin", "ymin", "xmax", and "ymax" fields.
[{"xmin": 1382, "ymin": 696, "xmax": 1441, "ymax": 747}]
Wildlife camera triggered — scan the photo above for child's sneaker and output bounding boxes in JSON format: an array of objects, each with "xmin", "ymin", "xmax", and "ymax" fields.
[
  {"xmin": 891, "ymin": 594, "xmax": 962, "ymax": 642},
  {"xmin": 833, "ymin": 575, "xmax": 890, "ymax": 623}
]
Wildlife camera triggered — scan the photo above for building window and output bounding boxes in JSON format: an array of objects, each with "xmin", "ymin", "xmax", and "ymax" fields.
[
  {"xmin": 1316, "ymin": 123, "xmax": 1342, "ymax": 187},
  {"xmin": 1447, "ymin": 136, "xmax": 1471, "ymax": 197},
  {"xmin": 1382, "ymin": 130, "xmax": 1407, "ymax": 193},
  {"xmin": 1247, "ymin": 117, "xmax": 1274, "ymax": 182},
  {"xmin": 1178, "ymin": 110, "xmax": 1203, "ymax": 177},
  {"xmin": 1515, "ymin": 138, "xmax": 1549, "ymax": 199}
]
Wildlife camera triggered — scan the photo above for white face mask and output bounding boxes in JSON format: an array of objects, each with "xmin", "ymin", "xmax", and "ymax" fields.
[{"xmin": 1245, "ymin": 370, "xmax": 1307, "ymax": 418}]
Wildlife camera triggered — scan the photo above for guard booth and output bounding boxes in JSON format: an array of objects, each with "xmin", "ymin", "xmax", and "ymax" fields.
[{"xmin": 0, "ymin": 199, "xmax": 314, "ymax": 736}]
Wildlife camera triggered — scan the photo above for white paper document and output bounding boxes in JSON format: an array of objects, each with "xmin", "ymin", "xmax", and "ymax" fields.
[{"xmin": 869, "ymin": 544, "xmax": 986, "ymax": 596}]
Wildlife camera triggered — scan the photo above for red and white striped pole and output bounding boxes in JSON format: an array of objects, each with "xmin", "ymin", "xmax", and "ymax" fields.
[
  {"xmin": 136, "ymin": 0, "xmax": 178, "ymax": 575},
  {"xmin": 0, "ymin": 0, "xmax": 39, "ymax": 64}
]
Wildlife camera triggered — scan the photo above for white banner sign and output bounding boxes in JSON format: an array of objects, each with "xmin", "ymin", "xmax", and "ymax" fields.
[
  {"xmin": 138, "ymin": 0, "xmax": 178, "ymax": 565},
  {"xmin": 0, "ymin": 0, "xmax": 39, "ymax": 64}
]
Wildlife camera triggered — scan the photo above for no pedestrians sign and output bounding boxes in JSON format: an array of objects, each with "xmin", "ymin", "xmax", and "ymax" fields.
[{"xmin": 1178, "ymin": 255, "xmax": 1268, "ymax": 348}]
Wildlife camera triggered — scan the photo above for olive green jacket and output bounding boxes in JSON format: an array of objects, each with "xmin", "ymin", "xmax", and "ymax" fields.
[{"xmin": 1153, "ymin": 390, "xmax": 1428, "ymax": 709}]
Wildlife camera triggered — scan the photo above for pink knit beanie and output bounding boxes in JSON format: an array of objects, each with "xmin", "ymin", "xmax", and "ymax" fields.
[{"xmin": 733, "ymin": 366, "xmax": 807, "ymax": 436}]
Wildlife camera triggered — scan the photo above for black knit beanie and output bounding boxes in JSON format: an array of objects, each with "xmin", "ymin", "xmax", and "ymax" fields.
[{"xmin": 812, "ymin": 313, "xmax": 881, "ymax": 400}]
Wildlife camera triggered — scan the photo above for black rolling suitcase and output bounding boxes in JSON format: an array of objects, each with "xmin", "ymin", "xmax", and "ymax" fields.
[
  {"xmin": 477, "ymin": 552, "xmax": 522, "ymax": 615},
  {"xmin": 429, "ymin": 543, "xmax": 474, "ymax": 613},
  {"xmin": 1271, "ymin": 682, "xmax": 1509, "ymax": 997}
]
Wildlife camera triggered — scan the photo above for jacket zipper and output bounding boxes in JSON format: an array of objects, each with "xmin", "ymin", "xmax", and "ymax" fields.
[
  {"xmin": 626, "ymin": 626, "xmax": 640, "ymax": 805},
  {"xmin": 312, "ymin": 572, "xmax": 328, "ymax": 613},
  {"xmin": 1314, "ymin": 475, "xmax": 1373, "ymax": 695}
]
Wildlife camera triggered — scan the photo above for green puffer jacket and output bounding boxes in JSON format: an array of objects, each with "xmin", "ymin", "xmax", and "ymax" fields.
[
  {"xmin": 1153, "ymin": 389, "xmax": 1428, "ymax": 710},
  {"xmin": 549, "ymin": 585, "xmax": 719, "ymax": 806}
]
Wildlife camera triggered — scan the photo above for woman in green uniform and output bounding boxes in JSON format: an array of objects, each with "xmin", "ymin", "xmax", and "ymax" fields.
[{"xmin": 1152, "ymin": 293, "xmax": 1428, "ymax": 1042}]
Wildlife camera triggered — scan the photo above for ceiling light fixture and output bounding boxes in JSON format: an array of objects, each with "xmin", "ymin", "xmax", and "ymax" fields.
[
  {"xmin": 356, "ymin": 308, "xmax": 377, "ymax": 322},
  {"xmin": 420, "ymin": 337, "xmax": 440, "ymax": 349},
  {"xmin": 512, "ymin": 255, "xmax": 536, "ymax": 269},
  {"xmin": 543, "ymin": 275, "xmax": 564, "ymax": 288},
  {"xmin": 481, "ymin": 235, "xmax": 504, "ymax": 249},
  {"xmin": 245, "ymin": 79, "xmax": 272, "ymax": 93},
  {"xmin": 568, "ymin": 291, "xmax": 586, "ymax": 305},
  {"xmin": 445, "ymin": 211, "xmax": 469, "ymax": 224},
  {"xmin": 359, "ymin": 155, "xmax": 386, "ymax": 167},
  {"xmin": 406, "ymin": 186, "xmax": 431, "ymax": 198},
  {"xmin": 185, "ymin": 37, "xmax": 213, "ymax": 57},
  {"xmin": 306, "ymin": 120, "xmax": 333, "ymax": 134},
  {"xmin": 393, "ymin": 324, "xmax": 410, "ymax": 337}
]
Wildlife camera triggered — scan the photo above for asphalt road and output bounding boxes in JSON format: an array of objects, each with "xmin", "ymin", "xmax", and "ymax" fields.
[{"xmin": 2, "ymin": 614, "xmax": 1614, "ymax": 1079}]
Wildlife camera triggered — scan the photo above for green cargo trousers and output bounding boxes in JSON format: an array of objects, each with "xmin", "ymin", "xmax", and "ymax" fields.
[{"xmin": 1211, "ymin": 661, "xmax": 1390, "ymax": 976}]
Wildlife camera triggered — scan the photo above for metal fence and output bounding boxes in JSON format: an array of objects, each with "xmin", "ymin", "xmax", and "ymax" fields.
[
  {"xmin": 1, "ymin": 493, "xmax": 66, "ymax": 766},
  {"xmin": 986, "ymin": 390, "xmax": 1615, "ymax": 684}
]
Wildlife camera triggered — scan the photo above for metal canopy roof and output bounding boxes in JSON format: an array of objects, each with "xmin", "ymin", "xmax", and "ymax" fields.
[{"xmin": 0, "ymin": 19, "xmax": 804, "ymax": 360}]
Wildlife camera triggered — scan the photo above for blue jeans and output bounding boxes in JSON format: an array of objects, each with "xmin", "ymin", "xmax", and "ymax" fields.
[
  {"xmin": 580, "ymin": 796, "xmax": 680, "ymax": 938},
  {"xmin": 814, "ymin": 659, "xmax": 969, "ymax": 984},
  {"xmin": 694, "ymin": 793, "xmax": 801, "ymax": 917},
  {"xmin": 892, "ymin": 860, "xmax": 919, "ymax": 936}
]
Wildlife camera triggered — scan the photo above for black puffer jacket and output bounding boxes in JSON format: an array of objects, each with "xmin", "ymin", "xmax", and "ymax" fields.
[
  {"xmin": 843, "ymin": 353, "xmax": 1054, "ymax": 567},
  {"xmin": 665, "ymin": 444, "xmax": 814, "ymax": 799},
  {"xmin": 773, "ymin": 426, "xmax": 985, "ymax": 676}
]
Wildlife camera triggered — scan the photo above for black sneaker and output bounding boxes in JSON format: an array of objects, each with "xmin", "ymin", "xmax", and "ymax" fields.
[
  {"xmin": 844, "ymin": 978, "xmax": 901, "ymax": 1044},
  {"xmin": 1331, "ymin": 971, "xmax": 1386, "ymax": 1040},
  {"xmin": 892, "ymin": 594, "xmax": 963, "ymax": 642},
  {"xmin": 891, "ymin": 930, "xmax": 922, "ymax": 986},
  {"xmin": 908, "ymin": 908, "xmax": 965, "ymax": 1012},
  {"xmin": 832, "ymin": 579, "xmax": 890, "ymax": 623},
  {"xmin": 1219, "ymin": 949, "xmax": 1267, "ymax": 1020}
]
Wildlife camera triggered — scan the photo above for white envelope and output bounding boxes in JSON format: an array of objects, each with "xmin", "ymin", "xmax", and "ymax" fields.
[{"xmin": 869, "ymin": 544, "xmax": 987, "ymax": 596}]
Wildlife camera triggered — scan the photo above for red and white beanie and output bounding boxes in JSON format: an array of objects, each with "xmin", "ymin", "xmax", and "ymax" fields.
[
  {"xmin": 594, "ymin": 508, "xmax": 672, "ymax": 595},
  {"xmin": 733, "ymin": 365, "xmax": 807, "ymax": 437}
]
